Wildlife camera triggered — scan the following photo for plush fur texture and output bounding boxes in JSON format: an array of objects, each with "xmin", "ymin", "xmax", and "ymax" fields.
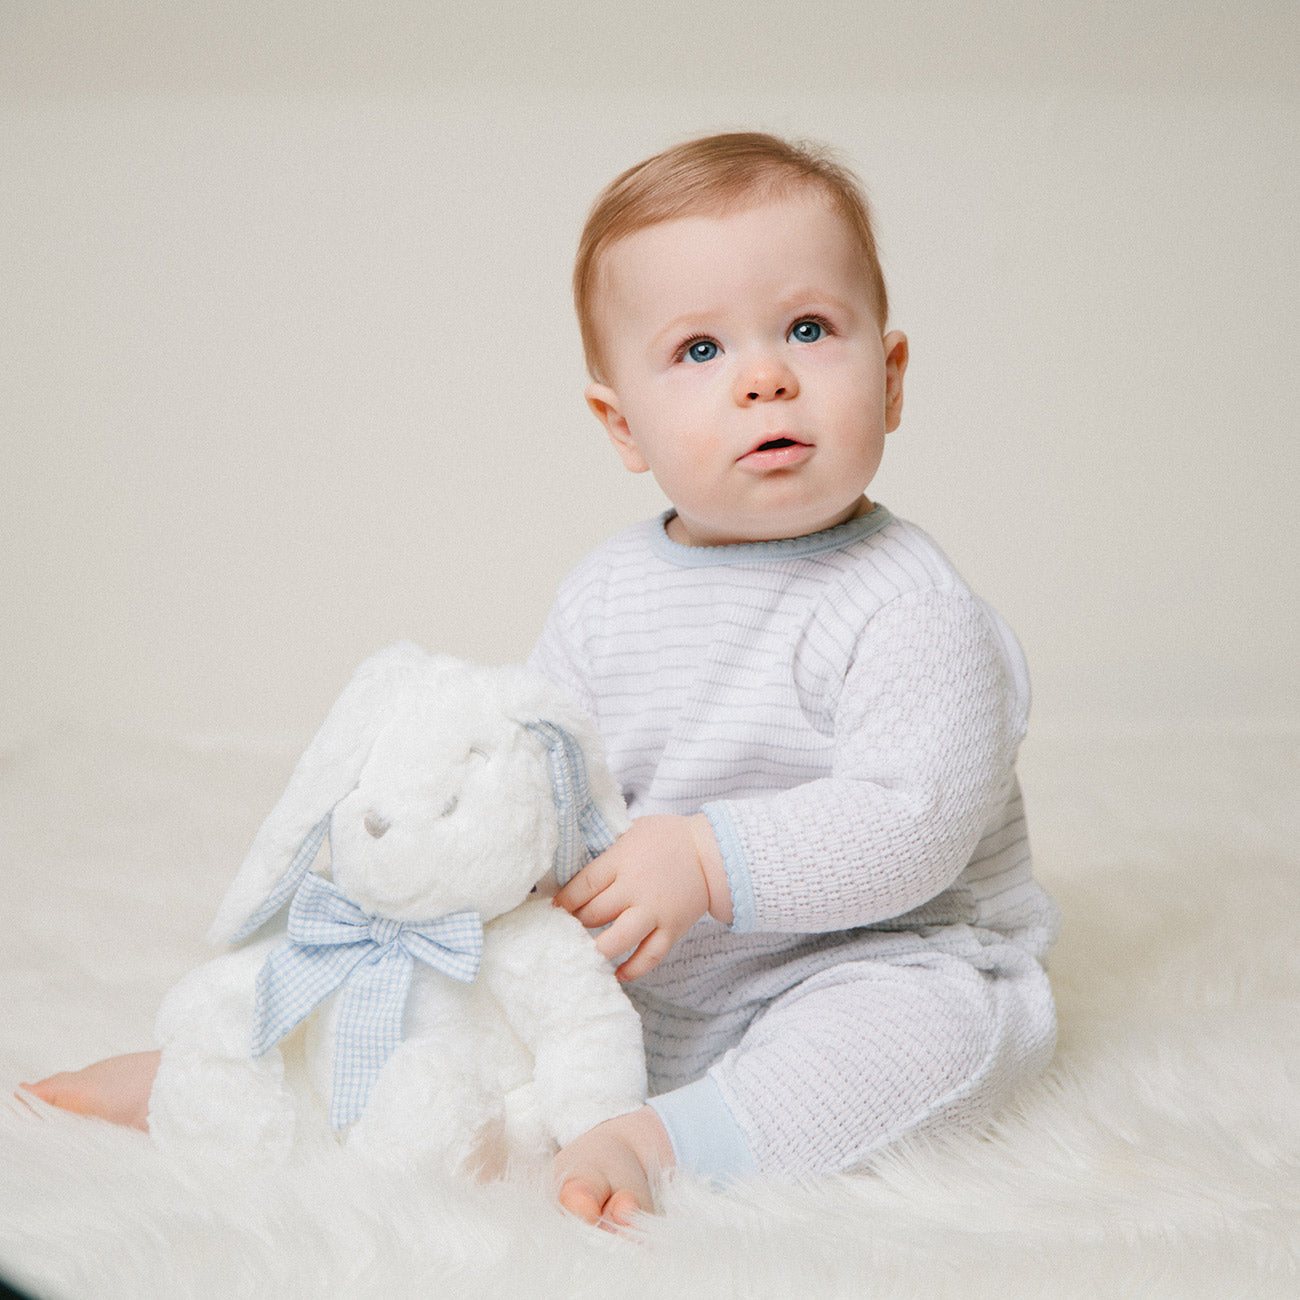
[
  {"xmin": 149, "ymin": 646, "xmax": 645, "ymax": 1174},
  {"xmin": 2, "ymin": 726, "xmax": 1297, "ymax": 1298}
]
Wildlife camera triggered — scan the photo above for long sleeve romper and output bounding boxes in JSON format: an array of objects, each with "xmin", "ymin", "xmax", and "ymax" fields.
[{"xmin": 529, "ymin": 505, "xmax": 1059, "ymax": 1178}]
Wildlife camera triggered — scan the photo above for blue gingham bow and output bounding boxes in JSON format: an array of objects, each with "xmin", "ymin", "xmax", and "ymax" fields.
[{"xmin": 253, "ymin": 871, "xmax": 483, "ymax": 1129}]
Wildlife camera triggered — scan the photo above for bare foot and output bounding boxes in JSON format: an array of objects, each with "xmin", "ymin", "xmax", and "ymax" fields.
[
  {"xmin": 553, "ymin": 1105, "xmax": 674, "ymax": 1231},
  {"xmin": 21, "ymin": 1050, "xmax": 160, "ymax": 1132}
]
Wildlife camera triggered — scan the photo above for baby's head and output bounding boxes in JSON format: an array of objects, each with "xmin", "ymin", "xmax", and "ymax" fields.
[
  {"xmin": 574, "ymin": 132, "xmax": 908, "ymax": 548},
  {"xmin": 575, "ymin": 132, "xmax": 889, "ymax": 387}
]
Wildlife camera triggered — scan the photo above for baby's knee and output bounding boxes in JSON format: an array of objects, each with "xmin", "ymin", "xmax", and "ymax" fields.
[{"xmin": 708, "ymin": 955, "xmax": 1054, "ymax": 1177}]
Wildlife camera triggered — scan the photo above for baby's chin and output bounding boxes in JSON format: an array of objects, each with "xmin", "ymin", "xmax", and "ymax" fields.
[{"xmin": 673, "ymin": 496, "xmax": 875, "ymax": 548}]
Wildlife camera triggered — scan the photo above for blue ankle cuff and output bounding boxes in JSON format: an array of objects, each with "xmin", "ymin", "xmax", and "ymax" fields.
[{"xmin": 648, "ymin": 1073, "xmax": 756, "ymax": 1182}]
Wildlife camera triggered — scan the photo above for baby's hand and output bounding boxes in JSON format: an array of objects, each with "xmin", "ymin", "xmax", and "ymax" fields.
[{"xmin": 554, "ymin": 813, "xmax": 731, "ymax": 981}]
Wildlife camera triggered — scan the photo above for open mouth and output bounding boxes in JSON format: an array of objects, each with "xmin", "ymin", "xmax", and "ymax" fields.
[{"xmin": 738, "ymin": 436, "xmax": 813, "ymax": 470}]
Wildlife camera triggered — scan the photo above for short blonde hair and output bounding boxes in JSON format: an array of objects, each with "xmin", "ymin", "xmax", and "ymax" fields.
[{"xmin": 574, "ymin": 132, "xmax": 889, "ymax": 383}]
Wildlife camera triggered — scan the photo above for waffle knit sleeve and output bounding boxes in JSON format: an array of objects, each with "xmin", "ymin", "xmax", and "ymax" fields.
[{"xmin": 704, "ymin": 587, "xmax": 1023, "ymax": 933}]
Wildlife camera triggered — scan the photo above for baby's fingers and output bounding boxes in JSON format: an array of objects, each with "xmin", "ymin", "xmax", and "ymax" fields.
[
  {"xmin": 614, "ymin": 928, "xmax": 675, "ymax": 983},
  {"xmin": 556, "ymin": 874, "xmax": 625, "ymax": 931},
  {"xmin": 553, "ymin": 858, "xmax": 616, "ymax": 915},
  {"xmin": 593, "ymin": 909, "xmax": 654, "ymax": 967},
  {"xmin": 568, "ymin": 891, "xmax": 625, "ymax": 930}
]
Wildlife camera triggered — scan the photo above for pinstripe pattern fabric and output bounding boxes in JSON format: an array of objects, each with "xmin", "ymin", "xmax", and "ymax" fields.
[
  {"xmin": 530, "ymin": 506, "xmax": 1054, "ymax": 949},
  {"xmin": 529, "ymin": 506, "xmax": 1060, "ymax": 1152},
  {"xmin": 253, "ymin": 871, "xmax": 482, "ymax": 1129}
]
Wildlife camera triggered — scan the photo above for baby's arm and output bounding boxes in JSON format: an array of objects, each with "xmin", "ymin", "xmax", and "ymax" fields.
[
  {"xmin": 553, "ymin": 813, "xmax": 732, "ymax": 981},
  {"xmin": 709, "ymin": 589, "xmax": 1024, "ymax": 934}
]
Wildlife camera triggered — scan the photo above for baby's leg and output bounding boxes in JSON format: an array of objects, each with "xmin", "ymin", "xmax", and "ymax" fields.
[
  {"xmin": 553, "ymin": 1105, "xmax": 674, "ymax": 1228},
  {"xmin": 678, "ymin": 949, "xmax": 1055, "ymax": 1178},
  {"xmin": 21, "ymin": 1050, "xmax": 160, "ymax": 1131}
]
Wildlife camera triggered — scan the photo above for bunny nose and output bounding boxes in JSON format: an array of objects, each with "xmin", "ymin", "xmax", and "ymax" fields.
[{"xmin": 363, "ymin": 811, "xmax": 390, "ymax": 839}]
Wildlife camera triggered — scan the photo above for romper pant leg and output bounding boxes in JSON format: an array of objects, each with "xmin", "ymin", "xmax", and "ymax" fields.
[{"xmin": 656, "ymin": 945, "xmax": 1055, "ymax": 1179}]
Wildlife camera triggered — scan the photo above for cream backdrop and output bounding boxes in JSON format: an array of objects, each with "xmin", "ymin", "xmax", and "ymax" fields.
[{"xmin": 3, "ymin": 2, "xmax": 1297, "ymax": 742}]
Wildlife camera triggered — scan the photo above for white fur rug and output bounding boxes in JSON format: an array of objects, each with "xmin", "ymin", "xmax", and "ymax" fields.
[{"xmin": 1, "ymin": 727, "xmax": 1297, "ymax": 1298}]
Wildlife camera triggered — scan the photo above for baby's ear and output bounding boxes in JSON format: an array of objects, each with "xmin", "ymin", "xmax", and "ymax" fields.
[
  {"xmin": 883, "ymin": 330, "xmax": 909, "ymax": 433},
  {"xmin": 585, "ymin": 382, "xmax": 649, "ymax": 474}
]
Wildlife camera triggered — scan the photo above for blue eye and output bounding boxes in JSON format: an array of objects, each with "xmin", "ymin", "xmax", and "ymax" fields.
[
  {"xmin": 789, "ymin": 319, "xmax": 824, "ymax": 343},
  {"xmin": 684, "ymin": 338, "xmax": 719, "ymax": 363}
]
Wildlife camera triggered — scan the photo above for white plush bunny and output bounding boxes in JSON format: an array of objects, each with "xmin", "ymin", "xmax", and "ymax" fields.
[{"xmin": 148, "ymin": 644, "xmax": 646, "ymax": 1178}]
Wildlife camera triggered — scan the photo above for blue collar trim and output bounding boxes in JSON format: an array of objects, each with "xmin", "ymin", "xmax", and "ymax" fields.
[{"xmin": 648, "ymin": 503, "xmax": 894, "ymax": 568}]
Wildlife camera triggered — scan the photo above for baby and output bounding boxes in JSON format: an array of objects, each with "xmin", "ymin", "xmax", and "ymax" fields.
[{"xmin": 27, "ymin": 132, "xmax": 1059, "ymax": 1231}]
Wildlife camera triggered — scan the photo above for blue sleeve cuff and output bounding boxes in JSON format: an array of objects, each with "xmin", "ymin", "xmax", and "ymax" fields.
[
  {"xmin": 701, "ymin": 802, "xmax": 757, "ymax": 932},
  {"xmin": 648, "ymin": 1073, "xmax": 756, "ymax": 1183}
]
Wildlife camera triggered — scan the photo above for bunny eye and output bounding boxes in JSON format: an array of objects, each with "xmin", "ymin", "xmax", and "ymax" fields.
[{"xmin": 437, "ymin": 794, "xmax": 459, "ymax": 819}]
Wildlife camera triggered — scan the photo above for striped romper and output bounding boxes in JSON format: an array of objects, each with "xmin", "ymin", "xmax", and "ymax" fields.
[{"xmin": 529, "ymin": 504, "xmax": 1059, "ymax": 1178}]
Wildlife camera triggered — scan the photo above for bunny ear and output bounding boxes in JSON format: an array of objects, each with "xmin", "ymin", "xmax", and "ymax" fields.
[
  {"xmin": 525, "ymin": 719, "xmax": 629, "ymax": 888},
  {"xmin": 496, "ymin": 664, "xmax": 630, "ymax": 887},
  {"xmin": 207, "ymin": 641, "xmax": 438, "ymax": 946},
  {"xmin": 220, "ymin": 812, "xmax": 331, "ymax": 945}
]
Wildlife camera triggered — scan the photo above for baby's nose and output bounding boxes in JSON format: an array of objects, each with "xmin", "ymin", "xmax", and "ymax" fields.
[{"xmin": 735, "ymin": 356, "xmax": 798, "ymax": 403}]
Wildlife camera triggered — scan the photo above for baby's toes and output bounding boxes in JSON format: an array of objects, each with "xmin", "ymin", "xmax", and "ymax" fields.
[
  {"xmin": 21, "ymin": 1073, "xmax": 78, "ymax": 1110},
  {"xmin": 558, "ymin": 1175, "xmax": 611, "ymax": 1225},
  {"xmin": 603, "ymin": 1188, "xmax": 645, "ymax": 1228}
]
